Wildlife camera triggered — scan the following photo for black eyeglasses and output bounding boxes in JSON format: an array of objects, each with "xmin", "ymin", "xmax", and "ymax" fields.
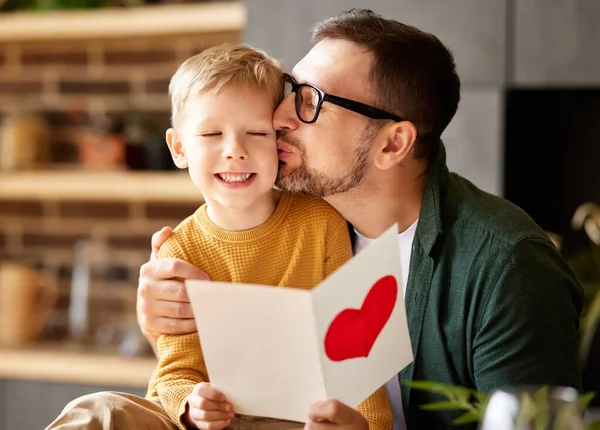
[{"xmin": 283, "ymin": 73, "xmax": 403, "ymax": 124}]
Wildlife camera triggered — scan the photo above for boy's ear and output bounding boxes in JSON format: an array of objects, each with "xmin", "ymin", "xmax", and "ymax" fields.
[
  {"xmin": 373, "ymin": 121, "xmax": 418, "ymax": 170},
  {"xmin": 165, "ymin": 128, "xmax": 188, "ymax": 169}
]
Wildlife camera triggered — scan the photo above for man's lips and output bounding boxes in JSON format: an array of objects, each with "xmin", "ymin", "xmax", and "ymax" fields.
[
  {"xmin": 277, "ymin": 140, "xmax": 295, "ymax": 162},
  {"xmin": 277, "ymin": 140, "xmax": 294, "ymax": 153}
]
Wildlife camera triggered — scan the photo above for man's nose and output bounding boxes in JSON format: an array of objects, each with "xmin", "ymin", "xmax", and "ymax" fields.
[{"xmin": 273, "ymin": 94, "xmax": 299, "ymax": 131}]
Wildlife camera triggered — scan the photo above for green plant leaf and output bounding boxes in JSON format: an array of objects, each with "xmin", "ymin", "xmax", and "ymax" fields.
[
  {"xmin": 533, "ymin": 386, "xmax": 550, "ymax": 430},
  {"xmin": 403, "ymin": 380, "xmax": 452, "ymax": 394},
  {"xmin": 405, "ymin": 379, "xmax": 596, "ymax": 428},
  {"xmin": 579, "ymin": 392, "xmax": 597, "ymax": 413},
  {"xmin": 534, "ymin": 385, "xmax": 549, "ymax": 404},
  {"xmin": 420, "ymin": 401, "xmax": 468, "ymax": 411},
  {"xmin": 581, "ymin": 290, "xmax": 600, "ymax": 364},
  {"xmin": 472, "ymin": 390, "xmax": 490, "ymax": 404},
  {"xmin": 553, "ymin": 403, "xmax": 578, "ymax": 430},
  {"xmin": 403, "ymin": 380, "xmax": 471, "ymax": 402},
  {"xmin": 452, "ymin": 411, "xmax": 481, "ymax": 425},
  {"xmin": 586, "ymin": 419, "xmax": 600, "ymax": 430},
  {"xmin": 516, "ymin": 393, "xmax": 537, "ymax": 426}
]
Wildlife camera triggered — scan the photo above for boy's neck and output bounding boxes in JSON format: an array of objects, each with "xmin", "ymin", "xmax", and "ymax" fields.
[{"xmin": 205, "ymin": 189, "xmax": 281, "ymax": 231}]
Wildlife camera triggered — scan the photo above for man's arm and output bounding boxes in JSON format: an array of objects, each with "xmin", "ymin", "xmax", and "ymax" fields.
[
  {"xmin": 137, "ymin": 226, "xmax": 208, "ymax": 356},
  {"xmin": 473, "ymin": 237, "xmax": 583, "ymax": 392}
]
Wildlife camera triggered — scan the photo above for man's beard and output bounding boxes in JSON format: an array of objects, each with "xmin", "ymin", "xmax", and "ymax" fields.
[{"xmin": 275, "ymin": 127, "xmax": 374, "ymax": 198}]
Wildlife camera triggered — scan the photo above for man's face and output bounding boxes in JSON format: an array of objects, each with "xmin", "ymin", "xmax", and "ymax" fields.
[{"xmin": 273, "ymin": 39, "xmax": 379, "ymax": 198}]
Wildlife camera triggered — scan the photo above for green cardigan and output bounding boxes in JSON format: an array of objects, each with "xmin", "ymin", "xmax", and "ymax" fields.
[{"xmin": 361, "ymin": 144, "xmax": 583, "ymax": 429}]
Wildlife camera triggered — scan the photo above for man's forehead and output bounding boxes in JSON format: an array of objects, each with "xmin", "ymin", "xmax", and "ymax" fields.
[{"xmin": 291, "ymin": 39, "xmax": 371, "ymax": 97}]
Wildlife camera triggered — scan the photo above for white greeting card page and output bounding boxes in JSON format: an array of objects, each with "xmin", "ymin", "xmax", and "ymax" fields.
[
  {"xmin": 185, "ymin": 224, "xmax": 413, "ymax": 422},
  {"xmin": 311, "ymin": 224, "xmax": 413, "ymax": 407}
]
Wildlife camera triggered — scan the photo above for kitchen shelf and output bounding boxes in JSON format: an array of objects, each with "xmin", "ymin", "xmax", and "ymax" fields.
[
  {"xmin": 0, "ymin": 170, "xmax": 202, "ymax": 202},
  {"xmin": 0, "ymin": 1, "xmax": 245, "ymax": 42},
  {"xmin": 0, "ymin": 344, "xmax": 155, "ymax": 387}
]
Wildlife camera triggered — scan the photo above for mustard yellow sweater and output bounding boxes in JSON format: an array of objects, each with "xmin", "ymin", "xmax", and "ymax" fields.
[{"xmin": 146, "ymin": 191, "xmax": 393, "ymax": 430}]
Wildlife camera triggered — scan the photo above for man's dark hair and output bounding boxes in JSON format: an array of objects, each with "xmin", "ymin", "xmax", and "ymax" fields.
[{"xmin": 312, "ymin": 9, "xmax": 461, "ymax": 159}]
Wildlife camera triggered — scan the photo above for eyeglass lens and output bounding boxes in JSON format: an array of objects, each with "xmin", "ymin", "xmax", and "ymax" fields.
[{"xmin": 284, "ymin": 80, "xmax": 320, "ymax": 123}]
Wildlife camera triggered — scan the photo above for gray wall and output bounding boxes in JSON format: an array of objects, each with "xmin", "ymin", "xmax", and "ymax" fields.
[
  {"xmin": 514, "ymin": 0, "xmax": 600, "ymax": 85},
  {"xmin": 243, "ymin": 0, "xmax": 600, "ymax": 197},
  {"xmin": 0, "ymin": 379, "xmax": 145, "ymax": 430}
]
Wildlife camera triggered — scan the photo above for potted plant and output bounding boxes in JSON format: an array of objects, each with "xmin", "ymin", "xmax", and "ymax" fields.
[
  {"xmin": 572, "ymin": 202, "xmax": 600, "ymax": 407},
  {"xmin": 405, "ymin": 381, "xmax": 600, "ymax": 429}
]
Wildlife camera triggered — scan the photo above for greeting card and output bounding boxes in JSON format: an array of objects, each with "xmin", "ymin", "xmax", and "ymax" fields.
[{"xmin": 185, "ymin": 224, "xmax": 413, "ymax": 422}]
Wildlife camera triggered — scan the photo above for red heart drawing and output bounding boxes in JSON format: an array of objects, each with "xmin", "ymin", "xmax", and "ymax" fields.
[{"xmin": 324, "ymin": 275, "xmax": 398, "ymax": 362}]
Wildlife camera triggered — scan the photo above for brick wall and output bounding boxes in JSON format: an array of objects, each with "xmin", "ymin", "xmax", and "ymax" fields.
[
  {"xmin": 0, "ymin": 26, "xmax": 240, "ymax": 352},
  {"xmin": 0, "ymin": 29, "xmax": 239, "ymax": 164},
  {"xmin": 0, "ymin": 196, "xmax": 202, "ymax": 352}
]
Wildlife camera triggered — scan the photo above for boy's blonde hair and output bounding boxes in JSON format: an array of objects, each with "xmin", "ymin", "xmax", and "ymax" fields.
[{"xmin": 169, "ymin": 43, "xmax": 284, "ymax": 127}]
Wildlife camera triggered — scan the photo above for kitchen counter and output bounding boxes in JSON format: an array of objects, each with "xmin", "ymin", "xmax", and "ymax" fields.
[{"xmin": 0, "ymin": 343, "xmax": 156, "ymax": 387}]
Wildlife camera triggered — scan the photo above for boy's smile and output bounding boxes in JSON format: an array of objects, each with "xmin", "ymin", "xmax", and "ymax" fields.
[{"xmin": 215, "ymin": 172, "xmax": 257, "ymax": 188}]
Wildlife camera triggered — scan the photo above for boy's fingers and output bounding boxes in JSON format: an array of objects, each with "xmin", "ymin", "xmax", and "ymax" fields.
[
  {"xmin": 194, "ymin": 383, "xmax": 227, "ymax": 402},
  {"xmin": 189, "ymin": 408, "xmax": 234, "ymax": 423},
  {"xmin": 189, "ymin": 395, "xmax": 232, "ymax": 413}
]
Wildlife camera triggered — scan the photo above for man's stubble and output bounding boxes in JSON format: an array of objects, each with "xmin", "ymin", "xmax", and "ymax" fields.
[{"xmin": 275, "ymin": 125, "xmax": 378, "ymax": 198}]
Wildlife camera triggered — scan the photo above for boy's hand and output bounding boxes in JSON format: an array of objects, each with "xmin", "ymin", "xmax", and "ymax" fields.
[
  {"xmin": 305, "ymin": 399, "xmax": 368, "ymax": 430},
  {"xmin": 185, "ymin": 382, "xmax": 235, "ymax": 430}
]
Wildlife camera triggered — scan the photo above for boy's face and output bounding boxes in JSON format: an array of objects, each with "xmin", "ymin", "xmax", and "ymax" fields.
[{"xmin": 166, "ymin": 84, "xmax": 278, "ymax": 211}]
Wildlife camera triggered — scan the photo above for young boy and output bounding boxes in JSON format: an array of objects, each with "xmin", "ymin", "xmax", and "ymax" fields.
[{"xmin": 145, "ymin": 43, "xmax": 393, "ymax": 430}]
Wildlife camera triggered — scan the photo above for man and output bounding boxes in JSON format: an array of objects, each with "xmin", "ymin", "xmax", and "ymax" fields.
[{"xmin": 138, "ymin": 8, "xmax": 582, "ymax": 430}]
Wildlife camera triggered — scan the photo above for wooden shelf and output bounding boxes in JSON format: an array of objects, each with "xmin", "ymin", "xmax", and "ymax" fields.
[
  {"xmin": 0, "ymin": 170, "xmax": 203, "ymax": 202},
  {"xmin": 0, "ymin": 2, "xmax": 246, "ymax": 42},
  {"xmin": 0, "ymin": 344, "xmax": 156, "ymax": 387}
]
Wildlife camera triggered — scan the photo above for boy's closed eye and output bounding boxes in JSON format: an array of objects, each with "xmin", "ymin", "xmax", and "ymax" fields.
[{"xmin": 197, "ymin": 131, "xmax": 271, "ymax": 137}]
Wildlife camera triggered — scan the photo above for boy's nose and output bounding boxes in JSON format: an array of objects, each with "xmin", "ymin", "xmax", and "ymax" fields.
[
  {"xmin": 222, "ymin": 139, "xmax": 248, "ymax": 160},
  {"xmin": 224, "ymin": 152, "xmax": 247, "ymax": 160}
]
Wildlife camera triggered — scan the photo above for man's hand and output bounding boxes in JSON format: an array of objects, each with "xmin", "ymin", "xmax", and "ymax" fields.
[
  {"xmin": 137, "ymin": 226, "xmax": 209, "ymax": 353},
  {"xmin": 305, "ymin": 400, "xmax": 369, "ymax": 430},
  {"xmin": 184, "ymin": 382, "xmax": 235, "ymax": 430}
]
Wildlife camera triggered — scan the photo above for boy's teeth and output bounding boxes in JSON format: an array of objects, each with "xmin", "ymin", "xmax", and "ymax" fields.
[{"xmin": 219, "ymin": 173, "xmax": 252, "ymax": 182}]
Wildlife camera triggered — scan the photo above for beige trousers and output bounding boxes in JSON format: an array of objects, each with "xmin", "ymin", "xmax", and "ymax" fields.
[{"xmin": 46, "ymin": 391, "xmax": 304, "ymax": 430}]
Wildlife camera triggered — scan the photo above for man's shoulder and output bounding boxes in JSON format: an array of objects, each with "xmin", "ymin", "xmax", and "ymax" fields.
[
  {"xmin": 433, "ymin": 173, "xmax": 576, "ymax": 299},
  {"xmin": 442, "ymin": 173, "xmax": 552, "ymax": 248}
]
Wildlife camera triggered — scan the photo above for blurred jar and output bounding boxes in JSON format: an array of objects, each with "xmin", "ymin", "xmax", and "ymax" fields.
[
  {"xmin": 0, "ymin": 112, "xmax": 51, "ymax": 171},
  {"xmin": 76, "ymin": 114, "xmax": 125, "ymax": 170},
  {"xmin": 0, "ymin": 261, "xmax": 59, "ymax": 347}
]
